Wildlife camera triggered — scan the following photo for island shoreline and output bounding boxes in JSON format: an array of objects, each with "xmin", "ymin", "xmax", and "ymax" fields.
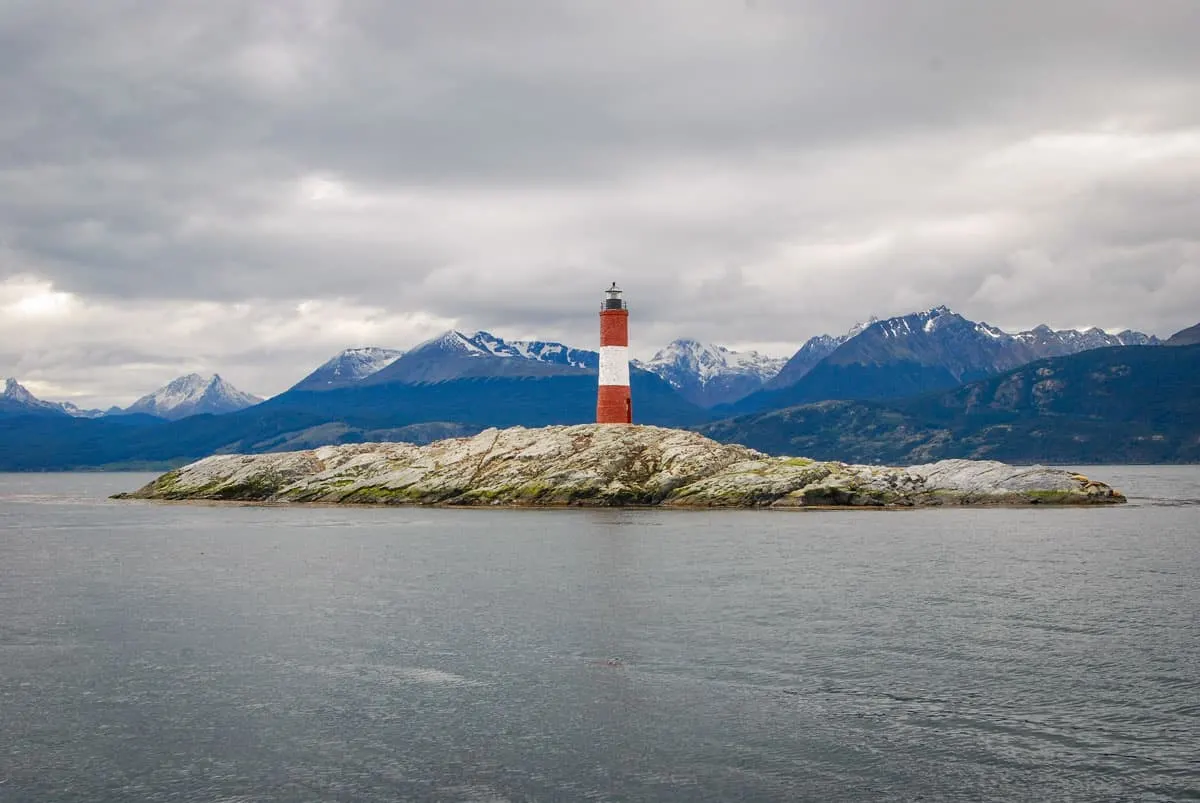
[{"xmin": 115, "ymin": 424, "xmax": 1126, "ymax": 509}]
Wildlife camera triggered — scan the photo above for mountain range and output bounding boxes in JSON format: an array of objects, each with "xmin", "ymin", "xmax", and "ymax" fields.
[
  {"xmin": 1, "ymin": 310, "xmax": 1196, "ymax": 469},
  {"xmin": 726, "ymin": 306, "xmax": 1161, "ymax": 414},
  {"xmin": 2, "ymin": 378, "xmax": 109, "ymax": 418},
  {"xmin": 2, "ymin": 378, "xmax": 67, "ymax": 416},
  {"xmin": 361, "ymin": 330, "xmax": 598, "ymax": 386},
  {"xmin": 2, "ymin": 374, "xmax": 263, "ymax": 421},
  {"xmin": 702, "ymin": 342, "xmax": 1200, "ymax": 464},
  {"xmin": 4, "ymin": 313, "xmax": 1167, "ymax": 419}
]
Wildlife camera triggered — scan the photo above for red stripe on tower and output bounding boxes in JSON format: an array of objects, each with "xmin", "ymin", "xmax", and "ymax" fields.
[{"xmin": 597, "ymin": 282, "xmax": 632, "ymax": 424}]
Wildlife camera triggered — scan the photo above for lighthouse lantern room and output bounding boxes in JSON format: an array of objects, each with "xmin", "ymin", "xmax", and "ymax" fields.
[{"xmin": 597, "ymin": 282, "xmax": 632, "ymax": 424}]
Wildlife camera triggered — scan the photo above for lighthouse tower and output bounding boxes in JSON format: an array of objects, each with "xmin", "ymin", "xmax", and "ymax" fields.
[{"xmin": 597, "ymin": 282, "xmax": 632, "ymax": 424}]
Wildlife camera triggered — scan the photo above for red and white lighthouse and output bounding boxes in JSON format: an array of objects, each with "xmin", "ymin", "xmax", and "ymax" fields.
[{"xmin": 597, "ymin": 282, "xmax": 632, "ymax": 424}]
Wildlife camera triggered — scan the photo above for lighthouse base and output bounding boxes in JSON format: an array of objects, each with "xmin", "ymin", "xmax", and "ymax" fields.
[{"xmin": 596, "ymin": 385, "xmax": 632, "ymax": 424}]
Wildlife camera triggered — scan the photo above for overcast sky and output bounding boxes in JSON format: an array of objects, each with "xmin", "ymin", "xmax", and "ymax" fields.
[{"xmin": 2, "ymin": 0, "xmax": 1198, "ymax": 406}]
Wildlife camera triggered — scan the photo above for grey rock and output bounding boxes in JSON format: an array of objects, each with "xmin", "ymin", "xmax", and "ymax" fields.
[{"xmin": 118, "ymin": 425, "xmax": 1125, "ymax": 508}]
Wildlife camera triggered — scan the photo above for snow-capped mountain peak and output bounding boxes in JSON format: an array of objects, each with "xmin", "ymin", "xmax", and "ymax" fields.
[
  {"xmin": 412, "ymin": 330, "xmax": 509, "ymax": 357},
  {"xmin": 1012, "ymin": 324, "xmax": 1160, "ymax": 352},
  {"xmin": 3, "ymin": 377, "xmax": 49, "ymax": 407},
  {"xmin": 290, "ymin": 347, "xmax": 404, "ymax": 391},
  {"xmin": 845, "ymin": 316, "xmax": 880, "ymax": 341},
  {"xmin": 643, "ymin": 339, "xmax": 785, "ymax": 384},
  {"xmin": 156, "ymin": 373, "xmax": 209, "ymax": 404},
  {"xmin": 872, "ymin": 306, "xmax": 965, "ymax": 339},
  {"xmin": 636, "ymin": 339, "xmax": 786, "ymax": 407},
  {"xmin": 1, "ymin": 377, "xmax": 66, "ymax": 416},
  {"xmin": 57, "ymin": 401, "xmax": 106, "ymax": 418},
  {"xmin": 361, "ymin": 329, "xmax": 598, "ymax": 386},
  {"xmin": 335, "ymin": 346, "xmax": 405, "ymax": 370},
  {"xmin": 410, "ymin": 330, "xmax": 474, "ymax": 354},
  {"xmin": 123, "ymin": 373, "xmax": 262, "ymax": 420},
  {"xmin": 507, "ymin": 339, "xmax": 597, "ymax": 369},
  {"xmin": 466, "ymin": 330, "xmax": 514, "ymax": 356},
  {"xmin": 407, "ymin": 330, "xmax": 596, "ymax": 367},
  {"xmin": 974, "ymin": 321, "xmax": 1007, "ymax": 340},
  {"xmin": 1, "ymin": 378, "xmax": 105, "ymax": 417},
  {"xmin": 764, "ymin": 307, "xmax": 1164, "ymax": 396}
]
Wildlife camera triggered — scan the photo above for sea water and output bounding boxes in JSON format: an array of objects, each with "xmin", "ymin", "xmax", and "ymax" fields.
[{"xmin": 1, "ymin": 468, "xmax": 1198, "ymax": 802}]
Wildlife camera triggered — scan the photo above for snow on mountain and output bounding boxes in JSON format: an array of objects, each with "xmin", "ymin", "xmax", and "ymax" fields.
[
  {"xmin": 1014, "ymin": 324, "xmax": 1160, "ymax": 355},
  {"xmin": 0, "ymin": 378, "xmax": 106, "ymax": 417},
  {"xmin": 874, "ymin": 305, "xmax": 967, "ymax": 340},
  {"xmin": 896, "ymin": 308, "xmax": 1162, "ymax": 359},
  {"xmin": 58, "ymin": 401, "xmax": 107, "ymax": 418},
  {"xmin": 236, "ymin": 315, "xmax": 1171, "ymax": 410},
  {"xmin": 425, "ymin": 330, "xmax": 598, "ymax": 368},
  {"xmin": 642, "ymin": 340, "xmax": 786, "ymax": 383},
  {"xmin": 637, "ymin": 339, "xmax": 787, "ymax": 407},
  {"xmin": 768, "ymin": 306, "xmax": 1163, "ymax": 394},
  {"xmin": 423, "ymin": 330, "xmax": 495, "ymax": 356},
  {"xmin": 765, "ymin": 317, "xmax": 878, "ymax": 390},
  {"xmin": 291, "ymin": 347, "xmax": 405, "ymax": 391},
  {"xmin": 3, "ymin": 377, "xmax": 57, "ymax": 409},
  {"xmin": 1, "ymin": 378, "xmax": 65, "ymax": 415},
  {"xmin": 122, "ymin": 374, "xmax": 262, "ymax": 420},
  {"xmin": 364, "ymin": 330, "xmax": 597, "ymax": 386},
  {"xmin": 831, "ymin": 306, "xmax": 1030, "ymax": 381},
  {"xmin": 731, "ymin": 306, "xmax": 1169, "ymax": 414},
  {"xmin": 363, "ymin": 329, "xmax": 777, "ymax": 404},
  {"xmin": 507, "ymin": 339, "xmax": 598, "ymax": 370}
]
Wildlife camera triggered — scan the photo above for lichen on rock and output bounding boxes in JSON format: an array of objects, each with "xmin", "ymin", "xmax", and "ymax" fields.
[{"xmin": 115, "ymin": 424, "xmax": 1126, "ymax": 508}]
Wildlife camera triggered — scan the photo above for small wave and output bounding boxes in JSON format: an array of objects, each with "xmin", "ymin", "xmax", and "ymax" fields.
[
  {"xmin": 391, "ymin": 667, "xmax": 483, "ymax": 687},
  {"xmin": 434, "ymin": 784, "xmax": 512, "ymax": 802},
  {"xmin": 284, "ymin": 661, "xmax": 485, "ymax": 688},
  {"xmin": 1126, "ymin": 496, "xmax": 1200, "ymax": 507}
]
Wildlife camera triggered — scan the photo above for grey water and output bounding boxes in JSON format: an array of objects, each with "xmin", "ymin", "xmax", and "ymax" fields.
[{"xmin": 1, "ymin": 468, "xmax": 1198, "ymax": 803}]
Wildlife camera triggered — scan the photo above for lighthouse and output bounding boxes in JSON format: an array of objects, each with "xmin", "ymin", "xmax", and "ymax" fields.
[{"xmin": 597, "ymin": 282, "xmax": 632, "ymax": 424}]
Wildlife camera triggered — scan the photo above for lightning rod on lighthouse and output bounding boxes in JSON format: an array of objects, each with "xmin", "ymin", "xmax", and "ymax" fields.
[{"xmin": 597, "ymin": 282, "xmax": 632, "ymax": 424}]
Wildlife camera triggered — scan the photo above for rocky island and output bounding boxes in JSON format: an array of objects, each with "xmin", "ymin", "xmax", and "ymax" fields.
[{"xmin": 117, "ymin": 424, "xmax": 1124, "ymax": 507}]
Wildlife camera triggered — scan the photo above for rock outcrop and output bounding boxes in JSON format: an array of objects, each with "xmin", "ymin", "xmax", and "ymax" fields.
[{"xmin": 116, "ymin": 425, "xmax": 1125, "ymax": 507}]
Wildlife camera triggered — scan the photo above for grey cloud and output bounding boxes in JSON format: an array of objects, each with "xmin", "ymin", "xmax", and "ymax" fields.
[{"xmin": 1, "ymin": 0, "xmax": 1198, "ymax": 403}]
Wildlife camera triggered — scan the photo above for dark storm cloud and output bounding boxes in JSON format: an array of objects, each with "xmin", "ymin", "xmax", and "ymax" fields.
[{"xmin": 1, "ymin": 0, "xmax": 1198, "ymax": 403}]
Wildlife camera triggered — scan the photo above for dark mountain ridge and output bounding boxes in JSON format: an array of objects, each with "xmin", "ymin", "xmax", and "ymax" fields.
[
  {"xmin": 764, "ymin": 318, "xmax": 878, "ymax": 390},
  {"xmin": 729, "ymin": 307, "xmax": 1161, "ymax": 415},
  {"xmin": 703, "ymin": 344, "xmax": 1200, "ymax": 464},
  {"xmin": 1166, "ymin": 322, "xmax": 1200, "ymax": 346}
]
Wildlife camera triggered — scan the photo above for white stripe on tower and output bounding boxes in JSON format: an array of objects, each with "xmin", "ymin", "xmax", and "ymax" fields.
[{"xmin": 598, "ymin": 345, "xmax": 630, "ymax": 386}]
